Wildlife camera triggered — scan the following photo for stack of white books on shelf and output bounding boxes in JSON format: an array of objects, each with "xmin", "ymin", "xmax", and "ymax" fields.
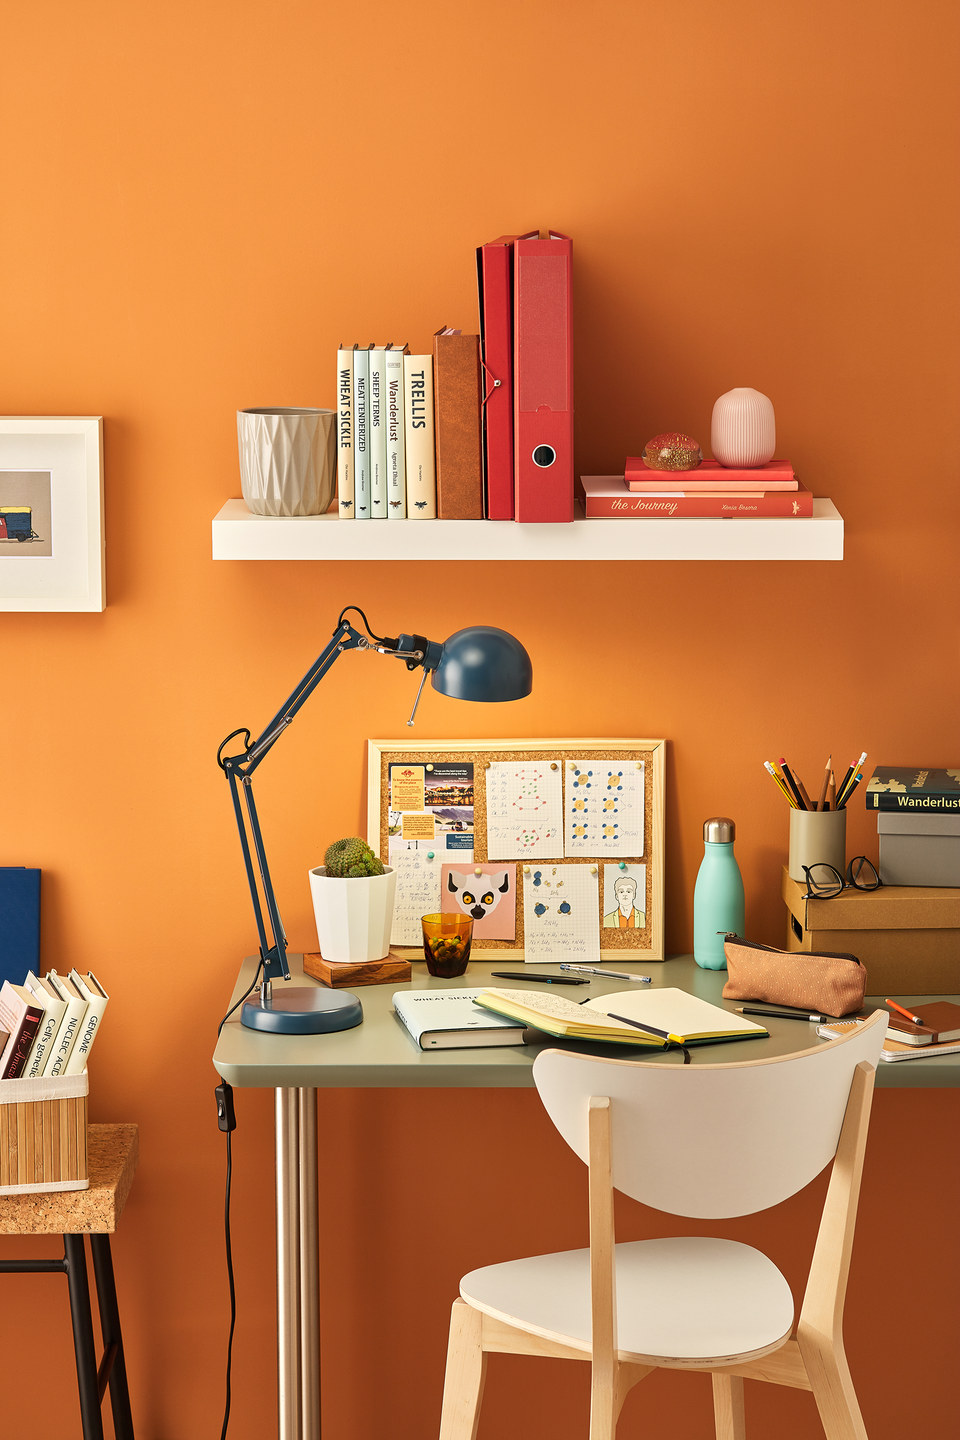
[{"xmin": 336, "ymin": 344, "xmax": 437, "ymax": 521}]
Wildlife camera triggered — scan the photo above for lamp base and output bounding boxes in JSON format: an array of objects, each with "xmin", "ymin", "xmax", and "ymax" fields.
[{"xmin": 241, "ymin": 986, "xmax": 363, "ymax": 1034}]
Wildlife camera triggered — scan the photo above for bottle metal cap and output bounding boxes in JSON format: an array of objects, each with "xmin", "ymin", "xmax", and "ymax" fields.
[{"xmin": 704, "ymin": 816, "xmax": 736, "ymax": 843}]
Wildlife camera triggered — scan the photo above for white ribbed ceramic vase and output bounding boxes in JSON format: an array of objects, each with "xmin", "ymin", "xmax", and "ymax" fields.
[
  {"xmin": 711, "ymin": 388, "xmax": 776, "ymax": 468},
  {"xmin": 237, "ymin": 407, "xmax": 336, "ymax": 516}
]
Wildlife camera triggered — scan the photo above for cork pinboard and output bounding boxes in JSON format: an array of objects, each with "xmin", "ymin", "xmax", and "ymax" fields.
[{"xmin": 367, "ymin": 738, "xmax": 665, "ymax": 961}]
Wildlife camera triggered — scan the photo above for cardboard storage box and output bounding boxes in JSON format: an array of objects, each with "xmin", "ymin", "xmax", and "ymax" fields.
[
  {"xmin": 0, "ymin": 1071, "xmax": 88, "ymax": 1195},
  {"xmin": 877, "ymin": 812, "xmax": 960, "ymax": 887},
  {"xmin": 781, "ymin": 866, "xmax": 960, "ymax": 995}
]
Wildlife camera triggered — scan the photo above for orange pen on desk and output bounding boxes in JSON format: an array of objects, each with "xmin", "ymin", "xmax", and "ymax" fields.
[{"xmin": 886, "ymin": 998, "xmax": 925, "ymax": 1027}]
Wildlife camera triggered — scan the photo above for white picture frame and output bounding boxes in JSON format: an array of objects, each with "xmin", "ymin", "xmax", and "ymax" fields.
[{"xmin": 0, "ymin": 417, "xmax": 105, "ymax": 612}]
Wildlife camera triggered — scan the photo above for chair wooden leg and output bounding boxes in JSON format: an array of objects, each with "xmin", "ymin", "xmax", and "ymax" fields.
[
  {"xmin": 797, "ymin": 1333, "xmax": 868, "ymax": 1440},
  {"xmin": 439, "ymin": 1300, "xmax": 487, "ymax": 1440},
  {"xmin": 712, "ymin": 1373, "xmax": 746, "ymax": 1440},
  {"xmin": 589, "ymin": 1361, "xmax": 618, "ymax": 1440}
]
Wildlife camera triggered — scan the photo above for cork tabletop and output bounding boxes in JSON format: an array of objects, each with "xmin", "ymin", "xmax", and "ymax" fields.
[{"xmin": 0, "ymin": 1123, "xmax": 138, "ymax": 1234}]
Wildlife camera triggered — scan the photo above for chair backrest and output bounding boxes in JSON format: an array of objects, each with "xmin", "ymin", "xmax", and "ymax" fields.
[{"xmin": 532, "ymin": 1012, "xmax": 887, "ymax": 1218}]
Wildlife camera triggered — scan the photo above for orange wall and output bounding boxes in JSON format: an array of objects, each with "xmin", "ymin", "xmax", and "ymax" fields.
[{"xmin": 1, "ymin": 1, "xmax": 957, "ymax": 1436}]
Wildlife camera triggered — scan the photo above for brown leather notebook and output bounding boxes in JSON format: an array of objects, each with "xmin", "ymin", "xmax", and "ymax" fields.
[
  {"xmin": 886, "ymin": 1001, "xmax": 960, "ymax": 1045},
  {"xmin": 433, "ymin": 327, "xmax": 484, "ymax": 518}
]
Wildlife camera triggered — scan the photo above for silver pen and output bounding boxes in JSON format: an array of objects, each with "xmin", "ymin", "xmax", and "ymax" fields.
[{"xmin": 559, "ymin": 964, "xmax": 652, "ymax": 983}]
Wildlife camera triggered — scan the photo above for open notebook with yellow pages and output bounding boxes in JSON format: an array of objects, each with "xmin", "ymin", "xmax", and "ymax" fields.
[{"xmin": 475, "ymin": 987, "xmax": 768, "ymax": 1047}]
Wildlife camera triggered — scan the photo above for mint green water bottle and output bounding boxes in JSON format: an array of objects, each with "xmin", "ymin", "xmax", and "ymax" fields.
[{"xmin": 693, "ymin": 817, "xmax": 745, "ymax": 970}]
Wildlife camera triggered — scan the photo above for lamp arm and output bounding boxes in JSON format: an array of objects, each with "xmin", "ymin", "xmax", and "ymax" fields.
[{"xmin": 217, "ymin": 616, "xmax": 442, "ymax": 988}]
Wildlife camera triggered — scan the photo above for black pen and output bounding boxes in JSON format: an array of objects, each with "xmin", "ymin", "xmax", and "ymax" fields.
[
  {"xmin": 490, "ymin": 972, "xmax": 589, "ymax": 986},
  {"xmin": 736, "ymin": 1005, "xmax": 830, "ymax": 1023}
]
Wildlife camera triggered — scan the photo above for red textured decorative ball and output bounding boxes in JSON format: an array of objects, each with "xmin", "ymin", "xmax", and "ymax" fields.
[{"xmin": 642, "ymin": 432, "xmax": 703, "ymax": 471}]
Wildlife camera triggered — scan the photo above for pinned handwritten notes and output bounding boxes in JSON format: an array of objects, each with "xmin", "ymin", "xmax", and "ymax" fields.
[
  {"xmin": 486, "ymin": 762, "xmax": 563, "ymax": 860},
  {"xmin": 522, "ymin": 864, "xmax": 600, "ymax": 963},
  {"xmin": 390, "ymin": 851, "xmax": 443, "ymax": 946},
  {"xmin": 564, "ymin": 759, "xmax": 645, "ymax": 858}
]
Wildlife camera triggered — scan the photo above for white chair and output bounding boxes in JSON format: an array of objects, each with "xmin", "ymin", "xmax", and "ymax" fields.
[{"xmin": 438, "ymin": 1011, "xmax": 887, "ymax": 1440}]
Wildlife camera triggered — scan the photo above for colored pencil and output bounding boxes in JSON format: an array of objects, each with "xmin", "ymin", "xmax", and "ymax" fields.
[
  {"xmin": 764, "ymin": 761, "xmax": 797, "ymax": 807},
  {"xmin": 826, "ymin": 770, "xmax": 835, "ymax": 810},
  {"xmin": 777, "ymin": 758, "xmax": 807, "ymax": 810},
  {"xmin": 838, "ymin": 770, "xmax": 864, "ymax": 809},
  {"xmin": 837, "ymin": 752, "xmax": 867, "ymax": 808},
  {"xmin": 816, "ymin": 755, "xmax": 832, "ymax": 811}
]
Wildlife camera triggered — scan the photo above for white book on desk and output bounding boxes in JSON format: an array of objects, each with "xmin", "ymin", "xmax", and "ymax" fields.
[
  {"xmin": 22, "ymin": 970, "xmax": 67, "ymax": 1078},
  {"xmin": 43, "ymin": 972, "xmax": 89, "ymax": 1075},
  {"xmin": 393, "ymin": 989, "xmax": 526, "ymax": 1050},
  {"xmin": 65, "ymin": 970, "xmax": 109, "ymax": 1074}
]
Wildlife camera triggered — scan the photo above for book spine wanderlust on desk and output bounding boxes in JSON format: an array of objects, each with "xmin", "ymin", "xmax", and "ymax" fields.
[
  {"xmin": 403, "ymin": 354, "xmax": 437, "ymax": 518},
  {"xmin": 866, "ymin": 767, "xmax": 960, "ymax": 811},
  {"xmin": 385, "ymin": 344, "xmax": 408, "ymax": 517},
  {"xmin": 353, "ymin": 345, "xmax": 370, "ymax": 518},
  {"xmin": 369, "ymin": 347, "xmax": 388, "ymax": 518},
  {"xmin": 580, "ymin": 477, "xmax": 813, "ymax": 518},
  {"xmin": 625, "ymin": 458, "xmax": 798, "ymax": 491},
  {"xmin": 336, "ymin": 347, "xmax": 355, "ymax": 517}
]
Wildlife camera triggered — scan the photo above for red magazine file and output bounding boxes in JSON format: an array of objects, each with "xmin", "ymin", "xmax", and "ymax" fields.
[
  {"xmin": 514, "ymin": 230, "xmax": 574, "ymax": 522},
  {"xmin": 477, "ymin": 233, "xmax": 534, "ymax": 520}
]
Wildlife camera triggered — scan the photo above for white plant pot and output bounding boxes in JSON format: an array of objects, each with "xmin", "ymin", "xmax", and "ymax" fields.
[
  {"xmin": 308, "ymin": 866, "xmax": 397, "ymax": 963},
  {"xmin": 711, "ymin": 388, "xmax": 776, "ymax": 468}
]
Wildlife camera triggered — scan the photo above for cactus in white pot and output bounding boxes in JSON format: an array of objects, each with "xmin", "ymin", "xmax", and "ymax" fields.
[{"xmin": 309, "ymin": 837, "xmax": 396, "ymax": 962}]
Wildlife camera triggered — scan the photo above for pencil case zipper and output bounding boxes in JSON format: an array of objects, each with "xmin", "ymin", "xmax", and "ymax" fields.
[{"xmin": 721, "ymin": 933, "xmax": 862, "ymax": 966}]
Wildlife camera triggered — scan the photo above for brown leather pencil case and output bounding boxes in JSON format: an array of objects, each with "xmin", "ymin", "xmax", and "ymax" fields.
[{"xmin": 721, "ymin": 934, "xmax": 866, "ymax": 1017}]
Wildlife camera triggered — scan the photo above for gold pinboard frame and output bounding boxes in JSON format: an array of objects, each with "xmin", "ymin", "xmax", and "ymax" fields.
[{"xmin": 367, "ymin": 738, "xmax": 665, "ymax": 962}]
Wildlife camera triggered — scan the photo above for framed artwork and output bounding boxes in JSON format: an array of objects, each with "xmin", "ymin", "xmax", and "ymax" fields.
[
  {"xmin": 368, "ymin": 737, "xmax": 666, "ymax": 961},
  {"xmin": 0, "ymin": 417, "xmax": 105, "ymax": 612}
]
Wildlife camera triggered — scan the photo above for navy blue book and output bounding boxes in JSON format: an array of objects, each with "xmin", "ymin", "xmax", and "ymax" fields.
[{"xmin": 0, "ymin": 868, "xmax": 41, "ymax": 990}]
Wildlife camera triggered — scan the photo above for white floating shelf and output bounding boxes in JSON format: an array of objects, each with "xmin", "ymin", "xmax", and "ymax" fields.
[{"xmin": 212, "ymin": 498, "xmax": 843, "ymax": 562}]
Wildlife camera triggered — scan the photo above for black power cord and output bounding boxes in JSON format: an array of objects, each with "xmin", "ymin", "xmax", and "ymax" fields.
[
  {"xmin": 215, "ymin": 962, "xmax": 261, "ymax": 1440},
  {"xmin": 217, "ymin": 1084, "xmax": 237, "ymax": 1440}
]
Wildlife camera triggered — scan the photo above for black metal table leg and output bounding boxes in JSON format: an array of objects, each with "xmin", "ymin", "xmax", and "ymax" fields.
[
  {"xmin": 64, "ymin": 1234, "xmax": 106, "ymax": 1440},
  {"xmin": 90, "ymin": 1233, "xmax": 135, "ymax": 1440}
]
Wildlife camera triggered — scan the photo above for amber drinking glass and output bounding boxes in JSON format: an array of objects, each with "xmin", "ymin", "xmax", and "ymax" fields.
[{"xmin": 421, "ymin": 913, "xmax": 473, "ymax": 977}]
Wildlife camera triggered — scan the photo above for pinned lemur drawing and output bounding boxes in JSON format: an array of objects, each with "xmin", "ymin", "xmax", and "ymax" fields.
[{"xmin": 446, "ymin": 869, "xmax": 510, "ymax": 922}]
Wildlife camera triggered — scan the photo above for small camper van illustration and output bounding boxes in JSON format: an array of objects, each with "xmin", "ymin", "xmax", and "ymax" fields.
[{"xmin": 0, "ymin": 507, "xmax": 40, "ymax": 542}]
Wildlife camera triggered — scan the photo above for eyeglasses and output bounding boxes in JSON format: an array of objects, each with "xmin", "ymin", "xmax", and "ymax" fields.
[{"xmin": 801, "ymin": 856, "xmax": 881, "ymax": 899}]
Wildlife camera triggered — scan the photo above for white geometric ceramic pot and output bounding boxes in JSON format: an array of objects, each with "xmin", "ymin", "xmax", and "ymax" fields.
[
  {"xmin": 308, "ymin": 865, "xmax": 397, "ymax": 962},
  {"xmin": 711, "ymin": 388, "xmax": 776, "ymax": 468},
  {"xmin": 237, "ymin": 407, "xmax": 336, "ymax": 516}
]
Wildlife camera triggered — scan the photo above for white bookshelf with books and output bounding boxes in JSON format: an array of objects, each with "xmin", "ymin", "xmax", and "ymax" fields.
[{"xmin": 212, "ymin": 496, "xmax": 843, "ymax": 562}]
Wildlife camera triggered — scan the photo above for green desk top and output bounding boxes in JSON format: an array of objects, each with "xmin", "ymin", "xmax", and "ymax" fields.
[{"xmin": 212, "ymin": 954, "xmax": 960, "ymax": 1089}]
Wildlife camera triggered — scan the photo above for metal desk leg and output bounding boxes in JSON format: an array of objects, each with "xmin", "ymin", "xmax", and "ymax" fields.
[
  {"xmin": 276, "ymin": 1088, "xmax": 302, "ymax": 1440},
  {"xmin": 299, "ymin": 1087, "xmax": 320, "ymax": 1440}
]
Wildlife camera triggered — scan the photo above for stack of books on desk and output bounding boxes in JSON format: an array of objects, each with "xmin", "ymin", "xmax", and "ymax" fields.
[
  {"xmin": 820, "ymin": 1003, "xmax": 960, "ymax": 1062},
  {"xmin": 868, "ymin": 767, "xmax": 960, "ymax": 886}
]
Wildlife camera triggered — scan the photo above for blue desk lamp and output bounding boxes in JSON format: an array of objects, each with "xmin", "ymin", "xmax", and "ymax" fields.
[{"xmin": 218, "ymin": 607, "xmax": 532, "ymax": 1035}]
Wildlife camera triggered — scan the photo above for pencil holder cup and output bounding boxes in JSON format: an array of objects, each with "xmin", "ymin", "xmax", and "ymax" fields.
[{"xmin": 788, "ymin": 810, "xmax": 847, "ymax": 883}]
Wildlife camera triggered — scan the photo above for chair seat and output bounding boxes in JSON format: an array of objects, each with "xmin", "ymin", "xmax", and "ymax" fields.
[{"xmin": 460, "ymin": 1236, "xmax": 794, "ymax": 1365}]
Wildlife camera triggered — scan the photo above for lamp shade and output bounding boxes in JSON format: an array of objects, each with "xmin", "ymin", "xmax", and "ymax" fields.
[{"xmin": 432, "ymin": 626, "xmax": 533, "ymax": 703}]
